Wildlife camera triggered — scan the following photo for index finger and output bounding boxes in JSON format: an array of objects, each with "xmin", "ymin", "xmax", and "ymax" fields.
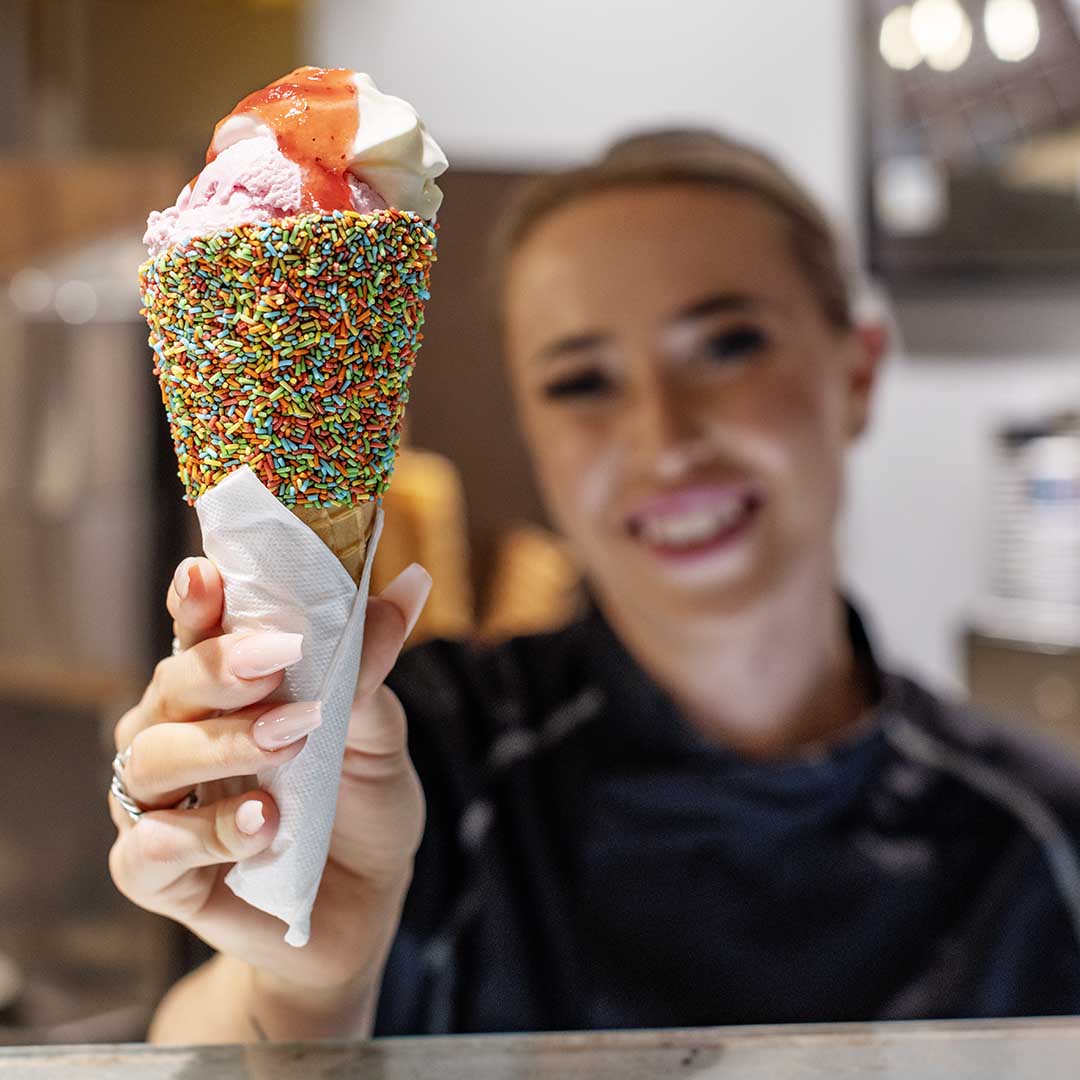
[{"xmin": 167, "ymin": 557, "xmax": 225, "ymax": 651}]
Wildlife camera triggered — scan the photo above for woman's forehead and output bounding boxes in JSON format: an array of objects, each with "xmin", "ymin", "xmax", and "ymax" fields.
[{"xmin": 504, "ymin": 185, "xmax": 807, "ymax": 340}]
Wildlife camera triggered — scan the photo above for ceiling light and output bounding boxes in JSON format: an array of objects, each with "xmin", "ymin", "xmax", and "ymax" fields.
[
  {"xmin": 880, "ymin": 6, "xmax": 923, "ymax": 70},
  {"xmin": 54, "ymin": 281, "xmax": 98, "ymax": 325},
  {"xmin": 875, "ymin": 155, "xmax": 949, "ymax": 235},
  {"xmin": 985, "ymin": 0, "xmax": 1040, "ymax": 63},
  {"xmin": 910, "ymin": 0, "xmax": 973, "ymax": 71},
  {"xmin": 7, "ymin": 268, "xmax": 54, "ymax": 315}
]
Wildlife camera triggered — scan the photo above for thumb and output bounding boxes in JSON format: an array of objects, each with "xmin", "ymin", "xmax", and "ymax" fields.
[{"xmin": 355, "ymin": 564, "xmax": 432, "ymax": 699}]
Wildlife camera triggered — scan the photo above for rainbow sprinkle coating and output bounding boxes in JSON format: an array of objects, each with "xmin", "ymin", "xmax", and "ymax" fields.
[{"xmin": 138, "ymin": 208, "xmax": 437, "ymax": 507}]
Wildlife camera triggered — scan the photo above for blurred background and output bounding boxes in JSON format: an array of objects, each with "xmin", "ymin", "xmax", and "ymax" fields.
[{"xmin": 1, "ymin": 0, "xmax": 1080, "ymax": 1044}]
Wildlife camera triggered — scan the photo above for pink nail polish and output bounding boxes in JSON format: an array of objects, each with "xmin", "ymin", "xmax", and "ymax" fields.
[
  {"xmin": 227, "ymin": 633, "xmax": 304, "ymax": 679},
  {"xmin": 174, "ymin": 558, "xmax": 194, "ymax": 601},
  {"xmin": 253, "ymin": 701, "xmax": 322, "ymax": 749},
  {"xmin": 236, "ymin": 800, "xmax": 266, "ymax": 836},
  {"xmin": 381, "ymin": 564, "xmax": 433, "ymax": 640}
]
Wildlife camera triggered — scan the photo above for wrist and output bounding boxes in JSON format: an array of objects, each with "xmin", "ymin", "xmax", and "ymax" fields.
[{"xmin": 246, "ymin": 960, "xmax": 380, "ymax": 1041}]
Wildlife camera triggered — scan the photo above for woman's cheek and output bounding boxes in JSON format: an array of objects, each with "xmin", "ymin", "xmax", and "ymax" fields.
[
  {"xmin": 755, "ymin": 364, "xmax": 847, "ymax": 526},
  {"xmin": 577, "ymin": 441, "xmax": 625, "ymax": 522},
  {"xmin": 534, "ymin": 420, "xmax": 624, "ymax": 540}
]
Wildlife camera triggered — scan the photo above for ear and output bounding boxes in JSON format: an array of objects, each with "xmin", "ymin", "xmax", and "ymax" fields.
[{"xmin": 844, "ymin": 320, "xmax": 888, "ymax": 440}]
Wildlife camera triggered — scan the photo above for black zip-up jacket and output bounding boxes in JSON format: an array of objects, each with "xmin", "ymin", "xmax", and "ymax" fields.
[{"xmin": 375, "ymin": 605, "xmax": 1080, "ymax": 1034}]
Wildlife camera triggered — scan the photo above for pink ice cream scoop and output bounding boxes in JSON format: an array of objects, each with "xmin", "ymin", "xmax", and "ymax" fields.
[
  {"xmin": 143, "ymin": 67, "xmax": 445, "ymax": 259},
  {"xmin": 143, "ymin": 135, "xmax": 387, "ymax": 257}
]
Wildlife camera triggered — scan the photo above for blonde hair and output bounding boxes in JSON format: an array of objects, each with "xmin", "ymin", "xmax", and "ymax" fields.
[{"xmin": 490, "ymin": 128, "xmax": 854, "ymax": 332}]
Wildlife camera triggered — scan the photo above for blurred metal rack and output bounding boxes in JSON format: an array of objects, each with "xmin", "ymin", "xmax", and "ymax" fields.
[{"xmin": 0, "ymin": 229, "xmax": 195, "ymax": 1045}]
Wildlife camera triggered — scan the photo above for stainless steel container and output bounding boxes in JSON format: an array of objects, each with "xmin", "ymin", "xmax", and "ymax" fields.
[{"xmin": 979, "ymin": 414, "xmax": 1080, "ymax": 646}]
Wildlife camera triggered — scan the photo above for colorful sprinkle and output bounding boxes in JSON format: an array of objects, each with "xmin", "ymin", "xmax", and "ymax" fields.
[{"xmin": 138, "ymin": 209, "xmax": 436, "ymax": 507}]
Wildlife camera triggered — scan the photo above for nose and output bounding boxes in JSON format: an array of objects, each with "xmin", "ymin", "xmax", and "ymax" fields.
[{"xmin": 628, "ymin": 369, "xmax": 708, "ymax": 480}]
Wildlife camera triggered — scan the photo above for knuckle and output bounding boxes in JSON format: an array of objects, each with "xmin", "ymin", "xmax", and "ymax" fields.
[
  {"xmin": 126, "ymin": 727, "xmax": 169, "ymax": 796},
  {"xmin": 142, "ymin": 658, "xmax": 173, "ymax": 722},
  {"xmin": 150, "ymin": 656, "xmax": 171, "ymax": 693},
  {"xmin": 108, "ymin": 838, "xmax": 135, "ymax": 900},
  {"xmin": 113, "ymin": 704, "xmax": 140, "ymax": 752},
  {"xmin": 134, "ymin": 819, "xmax": 180, "ymax": 866},
  {"xmin": 125, "ymin": 729, "xmax": 151, "ymax": 788}
]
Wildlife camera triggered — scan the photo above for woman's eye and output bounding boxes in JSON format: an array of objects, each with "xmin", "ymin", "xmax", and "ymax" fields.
[
  {"xmin": 542, "ymin": 369, "xmax": 615, "ymax": 401},
  {"xmin": 703, "ymin": 326, "xmax": 767, "ymax": 363}
]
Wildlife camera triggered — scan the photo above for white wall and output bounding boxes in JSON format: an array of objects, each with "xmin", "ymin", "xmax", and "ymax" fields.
[
  {"xmin": 844, "ymin": 353, "xmax": 1080, "ymax": 693},
  {"xmin": 309, "ymin": 0, "xmax": 1080, "ymax": 694},
  {"xmin": 308, "ymin": 0, "xmax": 859, "ymax": 224}
]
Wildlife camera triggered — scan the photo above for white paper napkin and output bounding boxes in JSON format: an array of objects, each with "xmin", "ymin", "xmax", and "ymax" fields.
[{"xmin": 196, "ymin": 466, "xmax": 383, "ymax": 946}]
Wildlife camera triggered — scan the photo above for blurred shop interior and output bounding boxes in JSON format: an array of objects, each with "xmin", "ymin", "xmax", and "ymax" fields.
[{"xmin": 1, "ymin": 0, "xmax": 1080, "ymax": 1045}]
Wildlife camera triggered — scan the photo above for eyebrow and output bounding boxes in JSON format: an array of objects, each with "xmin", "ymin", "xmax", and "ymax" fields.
[
  {"xmin": 533, "ymin": 331, "xmax": 610, "ymax": 365},
  {"xmin": 531, "ymin": 293, "xmax": 763, "ymax": 364},
  {"xmin": 675, "ymin": 292, "xmax": 760, "ymax": 321}
]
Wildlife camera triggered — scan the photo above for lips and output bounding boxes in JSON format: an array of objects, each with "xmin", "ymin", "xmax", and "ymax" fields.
[{"xmin": 625, "ymin": 483, "xmax": 763, "ymax": 558}]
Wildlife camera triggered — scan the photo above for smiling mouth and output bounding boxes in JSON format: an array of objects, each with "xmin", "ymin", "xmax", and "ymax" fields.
[{"xmin": 625, "ymin": 485, "xmax": 764, "ymax": 559}]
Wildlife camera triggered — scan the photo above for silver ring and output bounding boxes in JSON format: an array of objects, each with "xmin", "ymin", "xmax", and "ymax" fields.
[{"xmin": 110, "ymin": 746, "xmax": 199, "ymax": 824}]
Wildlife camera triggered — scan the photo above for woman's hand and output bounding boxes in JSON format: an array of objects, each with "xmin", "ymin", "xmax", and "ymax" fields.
[{"xmin": 108, "ymin": 555, "xmax": 431, "ymax": 1022}]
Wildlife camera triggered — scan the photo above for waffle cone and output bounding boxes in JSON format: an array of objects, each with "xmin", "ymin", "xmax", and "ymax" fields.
[{"xmin": 291, "ymin": 501, "xmax": 378, "ymax": 586}]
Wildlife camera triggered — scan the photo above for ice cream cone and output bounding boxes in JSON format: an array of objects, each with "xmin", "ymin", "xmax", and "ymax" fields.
[
  {"xmin": 138, "ymin": 208, "xmax": 437, "ymax": 578},
  {"xmin": 137, "ymin": 66, "xmax": 446, "ymax": 947},
  {"xmin": 291, "ymin": 500, "xmax": 377, "ymax": 586}
]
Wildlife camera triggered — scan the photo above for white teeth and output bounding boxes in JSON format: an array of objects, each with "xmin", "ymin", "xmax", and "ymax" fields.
[{"xmin": 637, "ymin": 501, "xmax": 747, "ymax": 548}]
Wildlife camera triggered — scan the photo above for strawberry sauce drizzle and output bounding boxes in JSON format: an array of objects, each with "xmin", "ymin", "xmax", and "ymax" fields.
[{"xmin": 208, "ymin": 66, "xmax": 359, "ymax": 214}]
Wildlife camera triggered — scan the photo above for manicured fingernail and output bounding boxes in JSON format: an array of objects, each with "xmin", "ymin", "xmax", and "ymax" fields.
[
  {"xmin": 235, "ymin": 800, "xmax": 265, "ymax": 836},
  {"xmin": 174, "ymin": 558, "xmax": 196, "ymax": 601},
  {"xmin": 227, "ymin": 633, "xmax": 304, "ymax": 679},
  {"xmin": 381, "ymin": 564, "xmax": 432, "ymax": 640},
  {"xmin": 253, "ymin": 701, "xmax": 322, "ymax": 749}
]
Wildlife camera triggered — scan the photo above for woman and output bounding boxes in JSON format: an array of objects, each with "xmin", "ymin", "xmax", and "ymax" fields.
[{"xmin": 108, "ymin": 131, "xmax": 1080, "ymax": 1042}]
